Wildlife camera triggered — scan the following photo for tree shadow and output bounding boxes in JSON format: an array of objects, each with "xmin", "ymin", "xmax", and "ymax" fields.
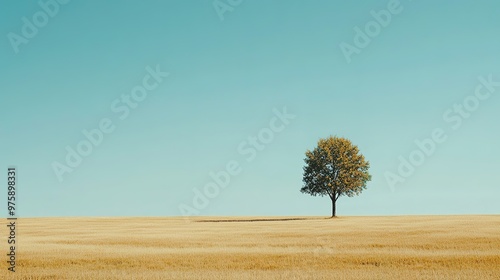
[{"xmin": 195, "ymin": 217, "xmax": 327, "ymax": 223}]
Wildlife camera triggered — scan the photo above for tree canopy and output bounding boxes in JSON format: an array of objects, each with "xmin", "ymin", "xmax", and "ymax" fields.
[{"xmin": 301, "ymin": 136, "xmax": 371, "ymax": 217}]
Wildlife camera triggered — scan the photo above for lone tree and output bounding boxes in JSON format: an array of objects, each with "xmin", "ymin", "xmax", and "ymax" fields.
[{"xmin": 301, "ymin": 136, "xmax": 371, "ymax": 217}]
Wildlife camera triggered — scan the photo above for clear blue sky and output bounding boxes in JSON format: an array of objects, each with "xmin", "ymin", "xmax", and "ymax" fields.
[{"xmin": 1, "ymin": 0, "xmax": 499, "ymax": 217}]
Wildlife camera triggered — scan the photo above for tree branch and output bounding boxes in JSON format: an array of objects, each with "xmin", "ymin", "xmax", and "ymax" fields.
[{"xmin": 334, "ymin": 191, "xmax": 341, "ymax": 201}]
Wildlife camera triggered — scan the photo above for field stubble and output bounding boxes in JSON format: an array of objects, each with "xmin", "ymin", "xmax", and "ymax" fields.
[{"xmin": 1, "ymin": 215, "xmax": 499, "ymax": 279}]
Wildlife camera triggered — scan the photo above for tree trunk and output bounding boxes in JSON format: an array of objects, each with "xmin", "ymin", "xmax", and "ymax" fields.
[{"xmin": 331, "ymin": 198, "xmax": 336, "ymax": 217}]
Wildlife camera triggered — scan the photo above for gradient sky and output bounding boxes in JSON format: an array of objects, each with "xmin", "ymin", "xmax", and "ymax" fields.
[{"xmin": 1, "ymin": 0, "xmax": 499, "ymax": 217}]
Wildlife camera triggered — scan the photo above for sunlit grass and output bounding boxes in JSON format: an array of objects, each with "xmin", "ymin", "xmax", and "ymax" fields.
[{"xmin": 2, "ymin": 216, "xmax": 499, "ymax": 279}]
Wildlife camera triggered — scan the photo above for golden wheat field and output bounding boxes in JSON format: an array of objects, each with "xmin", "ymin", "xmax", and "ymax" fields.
[{"xmin": 1, "ymin": 215, "xmax": 499, "ymax": 279}]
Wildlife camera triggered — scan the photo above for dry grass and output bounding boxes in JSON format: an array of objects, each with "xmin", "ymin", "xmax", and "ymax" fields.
[{"xmin": 1, "ymin": 215, "xmax": 500, "ymax": 279}]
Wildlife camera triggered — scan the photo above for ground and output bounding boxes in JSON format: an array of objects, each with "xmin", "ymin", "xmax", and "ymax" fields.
[{"xmin": 2, "ymin": 215, "xmax": 499, "ymax": 279}]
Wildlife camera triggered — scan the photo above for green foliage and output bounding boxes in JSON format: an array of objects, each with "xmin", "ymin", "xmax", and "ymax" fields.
[{"xmin": 301, "ymin": 136, "xmax": 371, "ymax": 204}]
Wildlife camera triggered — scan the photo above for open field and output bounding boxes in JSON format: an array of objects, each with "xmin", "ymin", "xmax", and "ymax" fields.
[{"xmin": 1, "ymin": 215, "xmax": 500, "ymax": 279}]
